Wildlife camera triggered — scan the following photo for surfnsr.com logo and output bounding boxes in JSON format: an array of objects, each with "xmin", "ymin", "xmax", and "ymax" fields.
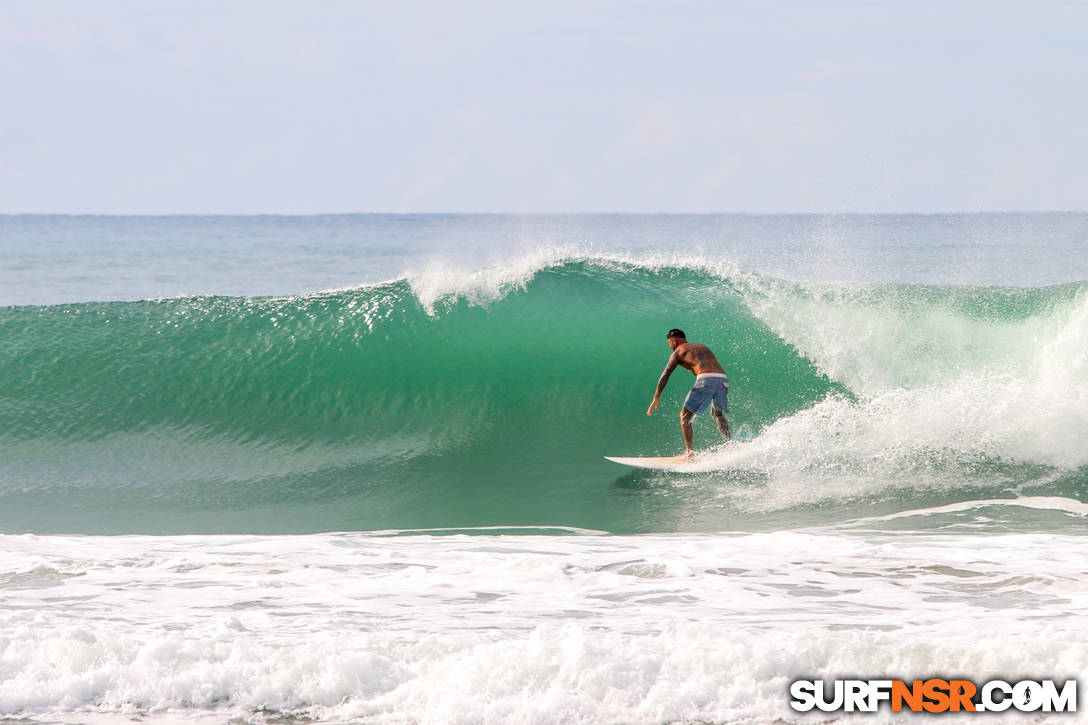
[{"xmin": 789, "ymin": 679, "xmax": 1077, "ymax": 713}]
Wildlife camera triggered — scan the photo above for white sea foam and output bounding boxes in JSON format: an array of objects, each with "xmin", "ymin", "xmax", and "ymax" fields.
[
  {"xmin": 841, "ymin": 495, "xmax": 1088, "ymax": 524},
  {"xmin": 2, "ymin": 531, "xmax": 1085, "ymax": 723},
  {"xmin": 681, "ymin": 279, "xmax": 1088, "ymax": 499},
  {"xmin": 401, "ymin": 246, "xmax": 743, "ymax": 313}
]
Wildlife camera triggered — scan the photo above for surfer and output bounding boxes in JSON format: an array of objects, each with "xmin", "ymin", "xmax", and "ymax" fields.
[{"xmin": 646, "ymin": 329, "xmax": 730, "ymax": 458}]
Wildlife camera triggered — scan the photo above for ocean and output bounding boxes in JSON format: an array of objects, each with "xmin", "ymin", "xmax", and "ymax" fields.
[{"xmin": 1, "ymin": 213, "xmax": 1086, "ymax": 723}]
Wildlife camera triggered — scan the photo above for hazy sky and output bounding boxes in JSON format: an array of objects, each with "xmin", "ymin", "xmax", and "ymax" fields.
[{"xmin": 1, "ymin": 1, "xmax": 1085, "ymax": 213}]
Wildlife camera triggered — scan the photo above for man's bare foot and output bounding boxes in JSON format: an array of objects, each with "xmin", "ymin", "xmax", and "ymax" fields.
[{"xmin": 680, "ymin": 449, "xmax": 695, "ymax": 461}]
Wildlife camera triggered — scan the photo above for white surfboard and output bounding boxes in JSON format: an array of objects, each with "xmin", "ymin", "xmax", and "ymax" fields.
[
  {"xmin": 605, "ymin": 436, "xmax": 752, "ymax": 471},
  {"xmin": 603, "ymin": 454, "xmax": 707, "ymax": 471}
]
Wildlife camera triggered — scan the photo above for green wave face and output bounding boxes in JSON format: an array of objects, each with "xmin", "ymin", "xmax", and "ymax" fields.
[{"xmin": 1, "ymin": 261, "xmax": 1085, "ymax": 534}]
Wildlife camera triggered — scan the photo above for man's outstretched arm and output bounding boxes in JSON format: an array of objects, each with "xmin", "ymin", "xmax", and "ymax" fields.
[{"xmin": 647, "ymin": 352, "xmax": 680, "ymax": 416}]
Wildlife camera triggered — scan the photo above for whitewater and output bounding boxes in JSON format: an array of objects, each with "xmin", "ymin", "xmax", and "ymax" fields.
[{"xmin": 1, "ymin": 214, "xmax": 1086, "ymax": 724}]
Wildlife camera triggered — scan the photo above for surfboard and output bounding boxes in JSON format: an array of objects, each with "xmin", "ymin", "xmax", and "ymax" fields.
[
  {"xmin": 605, "ymin": 435, "xmax": 751, "ymax": 471},
  {"xmin": 603, "ymin": 454, "xmax": 707, "ymax": 471}
]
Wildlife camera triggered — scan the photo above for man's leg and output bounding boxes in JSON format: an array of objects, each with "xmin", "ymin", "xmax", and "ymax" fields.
[
  {"xmin": 680, "ymin": 407, "xmax": 695, "ymax": 457},
  {"xmin": 711, "ymin": 404, "xmax": 730, "ymax": 441}
]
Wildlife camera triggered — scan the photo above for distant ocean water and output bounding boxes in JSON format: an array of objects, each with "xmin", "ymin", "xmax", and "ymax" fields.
[{"xmin": 1, "ymin": 214, "xmax": 1086, "ymax": 723}]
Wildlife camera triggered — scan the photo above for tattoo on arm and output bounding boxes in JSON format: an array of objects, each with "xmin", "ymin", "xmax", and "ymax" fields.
[{"xmin": 655, "ymin": 353, "xmax": 679, "ymax": 396}]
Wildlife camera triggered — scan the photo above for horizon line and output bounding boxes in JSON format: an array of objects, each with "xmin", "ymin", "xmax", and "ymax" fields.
[{"xmin": 2, "ymin": 210, "xmax": 1085, "ymax": 218}]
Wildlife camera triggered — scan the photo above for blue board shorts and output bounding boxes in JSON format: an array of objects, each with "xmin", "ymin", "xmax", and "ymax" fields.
[{"xmin": 683, "ymin": 374, "xmax": 729, "ymax": 415}]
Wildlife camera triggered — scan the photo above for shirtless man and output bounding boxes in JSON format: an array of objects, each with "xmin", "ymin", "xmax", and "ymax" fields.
[{"xmin": 646, "ymin": 328, "xmax": 730, "ymax": 457}]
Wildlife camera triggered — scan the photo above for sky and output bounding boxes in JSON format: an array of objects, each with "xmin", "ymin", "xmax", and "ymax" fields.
[{"xmin": 1, "ymin": 0, "xmax": 1085, "ymax": 214}]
